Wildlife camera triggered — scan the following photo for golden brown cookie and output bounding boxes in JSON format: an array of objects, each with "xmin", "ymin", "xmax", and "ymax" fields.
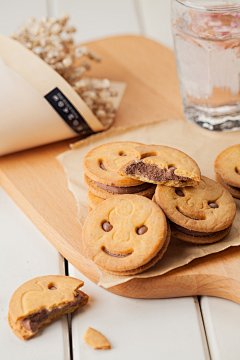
[
  {"xmin": 82, "ymin": 195, "xmax": 170, "ymax": 275},
  {"xmin": 119, "ymin": 144, "xmax": 201, "ymax": 187},
  {"xmin": 84, "ymin": 328, "xmax": 111, "ymax": 350},
  {"xmin": 84, "ymin": 174, "xmax": 156, "ymax": 199},
  {"xmin": 214, "ymin": 144, "xmax": 240, "ymax": 199},
  {"xmin": 154, "ymin": 176, "xmax": 236, "ymax": 244},
  {"xmin": 8, "ymin": 276, "xmax": 88, "ymax": 340}
]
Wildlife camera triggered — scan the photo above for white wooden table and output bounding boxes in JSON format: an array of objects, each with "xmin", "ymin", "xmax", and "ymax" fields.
[{"xmin": 1, "ymin": 1, "xmax": 240, "ymax": 359}]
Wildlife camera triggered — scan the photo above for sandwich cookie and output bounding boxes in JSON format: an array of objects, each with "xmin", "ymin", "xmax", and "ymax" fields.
[
  {"xmin": 83, "ymin": 142, "xmax": 156, "ymax": 199},
  {"xmin": 154, "ymin": 176, "xmax": 236, "ymax": 244},
  {"xmin": 119, "ymin": 145, "xmax": 201, "ymax": 187},
  {"xmin": 214, "ymin": 144, "xmax": 240, "ymax": 199},
  {"xmin": 8, "ymin": 276, "xmax": 88, "ymax": 340},
  {"xmin": 82, "ymin": 195, "xmax": 170, "ymax": 275}
]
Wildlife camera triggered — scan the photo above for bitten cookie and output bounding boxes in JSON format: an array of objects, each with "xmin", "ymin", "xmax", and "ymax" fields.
[
  {"xmin": 8, "ymin": 276, "xmax": 88, "ymax": 340},
  {"xmin": 83, "ymin": 142, "xmax": 156, "ymax": 198},
  {"xmin": 154, "ymin": 176, "xmax": 236, "ymax": 244},
  {"xmin": 82, "ymin": 194, "xmax": 170, "ymax": 276},
  {"xmin": 119, "ymin": 145, "xmax": 201, "ymax": 187},
  {"xmin": 214, "ymin": 144, "xmax": 240, "ymax": 199}
]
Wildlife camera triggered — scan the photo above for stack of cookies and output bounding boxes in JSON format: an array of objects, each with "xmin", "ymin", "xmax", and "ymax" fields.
[
  {"xmin": 83, "ymin": 142, "xmax": 156, "ymax": 211},
  {"xmin": 82, "ymin": 142, "xmax": 237, "ymax": 275}
]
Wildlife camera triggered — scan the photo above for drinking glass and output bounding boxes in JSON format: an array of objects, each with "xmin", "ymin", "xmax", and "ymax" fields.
[{"xmin": 172, "ymin": 0, "xmax": 240, "ymax": 131}]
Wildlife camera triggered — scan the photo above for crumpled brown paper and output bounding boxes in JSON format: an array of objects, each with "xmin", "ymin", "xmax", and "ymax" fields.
[{"xmin": 57, "ymin": 119, "xmax": 240, "ymax": 288}]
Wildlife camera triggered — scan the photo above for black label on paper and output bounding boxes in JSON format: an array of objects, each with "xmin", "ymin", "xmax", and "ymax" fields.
[{"xmin": 44, "ymin": 87, "xmax": 93, "ymax": 135}]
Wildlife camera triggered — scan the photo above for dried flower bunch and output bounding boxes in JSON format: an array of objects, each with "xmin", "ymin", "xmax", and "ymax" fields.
[{"xmin": 11, "ymin": 13, "xmax": 117, "ymax": 128}]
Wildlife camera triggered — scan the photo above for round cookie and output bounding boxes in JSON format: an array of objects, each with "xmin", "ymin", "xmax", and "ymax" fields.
[
  {"xmin": 82, "ymin": 195, "xmax": 170, "ymax": 275},
  {"xmin": 8, "ymin": 276, "xmax": 88, "ymax": 340},
  {"xmin": 154, "ymin": 176, "xmax": 236, "ymax": 244},
  {"xmin": 214, "ymin": 144, "xmax": 240, "ymax": 199},
  {"xmin": 83, "ymin": 142, "xmax": 144, "ymax": 187},
  {"xmin": 84, "ymin": 174, "xmax": 156, "ymax": 199},
  {"xmin": 119, "ymin": 144, "xmax": 201, "ymax": 187}
]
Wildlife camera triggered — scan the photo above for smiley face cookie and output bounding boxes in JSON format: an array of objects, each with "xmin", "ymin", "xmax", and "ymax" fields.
[
  {"xmin": 119, "ymin": 145, "xmax": 201, "ymax": 187},
  {"xmin": 82, "ymin": 195, "xmax": 171, "ymax": 275},
  {"xmin": 8, "ymin": 276, "xmax": 89, "ymax": 340},
  {"xmin": 214, "ymin": 144, "xmax": 240, "ymax": 199},
  {"xmin": 83, "ymin": 142, "xmax": 156, "ymax": 199},
  {"xmin": 154, "ymin": 176, "xmax": 236, "ymax": 244}
]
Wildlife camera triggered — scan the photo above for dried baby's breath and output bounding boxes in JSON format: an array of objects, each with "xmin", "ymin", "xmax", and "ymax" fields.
[{"xmin": 11, "ymin": 14, "xmax": 117, "ymax": 128}]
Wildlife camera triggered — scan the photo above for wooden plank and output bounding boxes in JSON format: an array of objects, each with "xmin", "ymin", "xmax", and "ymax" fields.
[
  {"xmin": 69, "ymin": 264, "xmax": 210, "ymax": 360},
  {"xmin": 1, "ymin": 36, "xmax": 240, "ymax": 302},
  {"xmin": 201, "ymin": 296, "xmax": 240, "ymax": 360},
  {"xmin": 0, "ymin": 187, "xmax": 70, "ymax": 360}
]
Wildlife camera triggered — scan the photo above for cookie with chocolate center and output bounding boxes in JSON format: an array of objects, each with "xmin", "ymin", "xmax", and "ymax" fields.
[
  {"xmin": 118, "ymin": 145, "xmax": 201, "ymax": 187},
  {"xmin": 214, "ymin": 144, "xmax": 240, "ymax": 199},
  {"xmin": 154, "ymin": 176, "xmax": 236, "ymax": 244},
  {"xmin": 83, "ymin": 142, "xmax": 156, "ymax": 199},
  {"xmin": 82, "ymin": 195, "xmax": 170, "ymax": 275},
  {"xmin": 8, "ymin": 276, "xmax": 88, "ymax": 340}
]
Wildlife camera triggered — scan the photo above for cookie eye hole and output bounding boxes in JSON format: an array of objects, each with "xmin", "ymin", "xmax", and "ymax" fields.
[
  {"xmin": 141, "ymin": 152, "xmax": 157, "ymax": 159},
  {"xmin": 136, "ymin": 225, "xmax": 148, "ymax": 235},
  {"xmin": 175, "ymin": 189, "xmax": 185, "ymax": 197},
  {"xmin": 48, "ymin": 283, "xmax": 57, "ymax": 290},
  {"xmin": 235, "ymin": 167, "xmax": 240, "ymax": 175},
  {"xmin": 167, "ymin": 166, "xmax": 177, "ymax": 175},
  {"xmin": 119, "ymin": 151, "xmax": 127, "ymax": 156},
  {"xmin": 208, "ymin": 202, "xmax": 219, "ymax": 209},
  {"xmin": 102, "ymin": 221, "xmax": 113, "ymax": 232},
  {"xmin": 99, "ymin": 161, "xmax": 107, "ymax": 171}
]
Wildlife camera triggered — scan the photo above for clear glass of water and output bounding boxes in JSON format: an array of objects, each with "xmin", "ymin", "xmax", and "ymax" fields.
[{"xmin": 172, "ymin": 0, "xmax": 240, "ymax": 131}]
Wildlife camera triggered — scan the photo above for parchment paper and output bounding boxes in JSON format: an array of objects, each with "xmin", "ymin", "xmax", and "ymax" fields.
[{"xmin": 57, "ymin": 119, "xmax": 240, "ymax": 288}]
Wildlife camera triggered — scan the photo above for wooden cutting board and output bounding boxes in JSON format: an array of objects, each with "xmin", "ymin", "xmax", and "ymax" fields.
[{"xmin": 1, "ymin": 35, "xmax": 240, "ymax": 303}]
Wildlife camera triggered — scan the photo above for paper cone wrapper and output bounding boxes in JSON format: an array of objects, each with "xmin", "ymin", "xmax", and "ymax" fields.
[{"xmin": 0, "ymin": 34, "xmax": 125, "ymax": 156}]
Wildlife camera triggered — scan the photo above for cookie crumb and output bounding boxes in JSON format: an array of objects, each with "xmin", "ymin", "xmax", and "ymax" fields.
[{"xmin": 84, "ymin": 327, "xmax": 111, "ymax": 349}]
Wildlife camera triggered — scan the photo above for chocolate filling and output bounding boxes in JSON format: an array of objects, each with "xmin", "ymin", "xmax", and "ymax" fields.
[
  {"xmin": 20, "ymin": 291, "xmax": 86, "ymax": 332},
  {"xmin": 171, "ymin": 222, "xmax": 215, "ymax": 237},
  {"xmin": 125, "ymin": 161, "xmax": 189, "ymax": 182},
  {"xmin": 175, "ymin": 189, "xmax": 185, "ymax": 197},
  {"xmin": 95, "ymin": 180, "xmax": 152, "ymax": 194}
]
